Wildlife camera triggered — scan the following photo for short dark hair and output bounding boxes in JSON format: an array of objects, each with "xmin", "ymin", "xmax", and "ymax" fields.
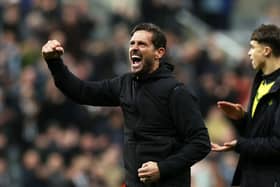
[
  {"xmin": 130, "ymin": 23, "xmax": 167, "ymax": 49},
  {"xmin": 251, "ymin": 24, "xmax": 280, "ymax": 57}
]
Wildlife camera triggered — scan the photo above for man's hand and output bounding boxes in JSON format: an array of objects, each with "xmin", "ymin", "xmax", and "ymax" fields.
[
  {"xmin": 217, "ymin": 101, "xmax": 245, "ymax": 120},
  {"xmin": 42, "ymin": 40, "xmax": 64, "ymax": 60},
  {"xmin": 138, "ymin": 161, "xmax": 160, "ymax": 184},
  {"xmin": 211, "ymin": 140, "xmax": 237, "ymax": 152}
]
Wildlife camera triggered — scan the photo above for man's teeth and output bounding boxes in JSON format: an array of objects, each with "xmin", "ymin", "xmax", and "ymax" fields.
[{"xmin": 132, "ymin": 55, "xmax": 141, "ymax": 64}]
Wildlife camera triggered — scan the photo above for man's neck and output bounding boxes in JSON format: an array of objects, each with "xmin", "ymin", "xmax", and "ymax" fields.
[{"xmin": 262, "ymin": 57, "xmax": 280, "ymax": 75}]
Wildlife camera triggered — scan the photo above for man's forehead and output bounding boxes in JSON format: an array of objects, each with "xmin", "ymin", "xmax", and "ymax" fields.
[
  {"xmin": 130, "ymin": 30, "xmax": 152, "ymax": 41},
  {"xmin": 250, "ymin": 40, "xmax": 261, "ymax": 46},
  {"xmin": 250, "ymin": 40, "xmax": 258, "ymax": 44}
]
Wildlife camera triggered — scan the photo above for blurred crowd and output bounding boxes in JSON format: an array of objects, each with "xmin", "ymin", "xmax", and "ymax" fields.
[{"xmin": 0, "ymin": 0, "xmax": 279, "ymax": 187}]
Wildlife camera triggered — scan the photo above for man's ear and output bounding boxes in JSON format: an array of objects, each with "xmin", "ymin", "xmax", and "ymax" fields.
[
  {"xmin": 155, "ymin": 47, "xmax": 166, "ymax": 60},
  {"xmin": 264, "ymin": 46, "xmax": 272, "ymax": 57}
]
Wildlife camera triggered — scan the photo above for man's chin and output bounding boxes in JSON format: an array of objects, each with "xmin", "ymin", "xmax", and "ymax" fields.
[
  {"xmin": 131, "ymin": 70, "xmax": 140, "ymax": 74},
  {"xmin": 251, "ymin": 63, "xmax": 259, "ymax": 71},
  {"xmin": 130, "ymin": 65, "xmax": 151, "ymax": 76}
]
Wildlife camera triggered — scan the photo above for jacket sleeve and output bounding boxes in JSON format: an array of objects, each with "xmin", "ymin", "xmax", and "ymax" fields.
[
  {"xmin": 235, "ymin": 136, "xmax": 280, "ymax": 159},
  {"xmin": 234, "ymin": 110, "xmax": 280, "ymax": 159},
  {"xmin": 158, "ymin": 86, "xmax": 211, "ymax": 178},
  {"xmin": 229, "ymin": 112, "xmax": 250, "ymax": 136},
  {"xmin": 46, "ymin": 58, "xmax": 121, "ymax": 106}
]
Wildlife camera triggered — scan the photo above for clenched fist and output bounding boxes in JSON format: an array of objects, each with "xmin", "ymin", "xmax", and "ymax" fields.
[
  {"xmin": 42, "ymin": 40, "xmax": 64, "ymax": 60},
  {"xmin": 138, "ymin": 161, "xmax": 160, "ymax": 183}
]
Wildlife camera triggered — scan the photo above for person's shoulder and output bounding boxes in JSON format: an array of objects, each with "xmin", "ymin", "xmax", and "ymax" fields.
[
  {"xmin": 119, "ymin": 72, "xmax": 133, "ymax": 81},
  {"xmin": 172, "ymin": 84, "xmax": 198, "ymax": 100},
  {"xmin": 113, "ymin": 73, "xmax": 133, "ymax": 87}
]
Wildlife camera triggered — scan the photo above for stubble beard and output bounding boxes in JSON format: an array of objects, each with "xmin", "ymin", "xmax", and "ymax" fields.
[{"xmin": 134, "ymin": 58, "xmax": 154, "ymax": 76}]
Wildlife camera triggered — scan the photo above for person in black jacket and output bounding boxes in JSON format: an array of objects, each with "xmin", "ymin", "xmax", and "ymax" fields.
[
  {"xmin": 42, "ymin": 23, "xmax": 211, "ymax": 187},
  {"xmin": 212, "ymin": 24, "xmax": 280, "ymax": 187}
]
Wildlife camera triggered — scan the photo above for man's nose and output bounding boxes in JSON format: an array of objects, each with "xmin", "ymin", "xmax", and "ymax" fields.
[
  {"xmin": 131, "ymin": 47, "xmax": 139, "ymax": 54},
  {"xmin": 131, "ymin": 45, "xmax": 139, "ymax": 50}
]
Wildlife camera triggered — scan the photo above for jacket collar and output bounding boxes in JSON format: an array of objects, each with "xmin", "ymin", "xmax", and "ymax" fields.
[
  {"xmin": 262, "ymin": 68, "xmax": 280, "ymax": 84},
  {"xmin": 132, "ymin": 62, "xmax": 174, "ymax": 81},
  {"xmin": 255, "ymin": 68, "xmax": 280, "ymax": 94}
]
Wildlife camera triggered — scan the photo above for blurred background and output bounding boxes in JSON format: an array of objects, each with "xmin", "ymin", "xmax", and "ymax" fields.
[{"xmin": 0, "ymin": 0, "xmax": 279, "ymax": 186}]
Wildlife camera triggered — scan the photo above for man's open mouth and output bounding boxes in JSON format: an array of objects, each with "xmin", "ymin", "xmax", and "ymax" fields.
[{"xmin": 131, "ymin": 55, "xmax": 142, "ymax": 64}]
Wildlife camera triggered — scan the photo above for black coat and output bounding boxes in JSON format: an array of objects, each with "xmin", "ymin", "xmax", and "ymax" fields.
[
  {"xmin": 232, "ymin": 70, "xmax": 280, "ymax": 187},
  {"xmin": 46, "ymin": 59, "xmax": 211, "ymax": 187}
]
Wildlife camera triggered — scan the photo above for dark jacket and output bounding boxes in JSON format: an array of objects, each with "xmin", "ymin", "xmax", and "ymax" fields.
[
  {"xmin": 46, "ymin": 59, "xmax": 211, "ymax": 187},
  {"xmin": 232, "ymin": 69, "xmax": 280, "ymax": 187}
]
